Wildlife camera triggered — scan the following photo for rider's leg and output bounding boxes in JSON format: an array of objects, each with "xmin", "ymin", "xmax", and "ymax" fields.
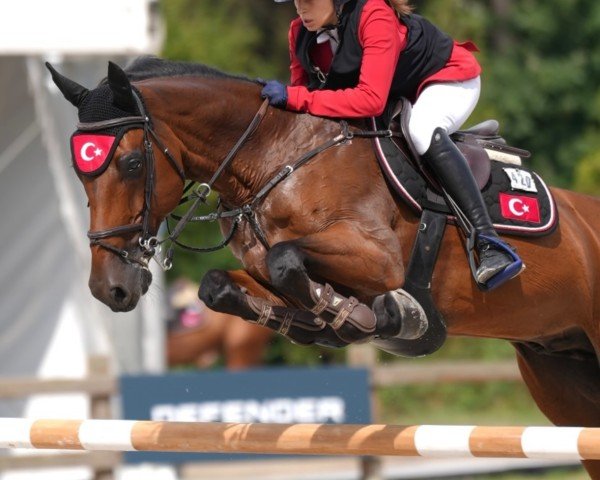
[
  {"xmin": 408, "ymin": 78, "xmax": 482, "ymax": 156},
  {"xmin": 423, "ymin": 128, "xmax": 523, "ymax": 286},
  {"xmin": 409, "ymin": 78, "xmax": 523, "ymax": 288}
]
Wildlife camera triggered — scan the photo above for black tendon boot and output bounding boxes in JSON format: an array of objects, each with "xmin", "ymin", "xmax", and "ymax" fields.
[{"xmin": 421, "ymin": 128, "xmax": 524, "ymax": 290}]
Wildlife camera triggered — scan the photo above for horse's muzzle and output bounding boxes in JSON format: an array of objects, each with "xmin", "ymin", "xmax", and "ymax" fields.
[{"xmin": 89, "ymin": 262, "xmax": 152, "ymax": 312}]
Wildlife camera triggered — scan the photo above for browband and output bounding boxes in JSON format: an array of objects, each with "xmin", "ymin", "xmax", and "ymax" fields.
[{"xmin": 76, "ymin": 116, "xmax": 146, "ymax": 131}]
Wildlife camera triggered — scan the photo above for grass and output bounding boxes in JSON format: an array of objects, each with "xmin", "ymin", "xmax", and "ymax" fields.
[
  {"xmin": 375, "ymin": 337, "xmax": 546, "ymax": 425},
  {"xmin": 372, "ymin": 337, "xmax": 591, "ymax": 479},
  {"xmin": 377, "ymin": 381, "xmax": 550, "ymax": 426},
  {"xmin": 453, "ymin": 466, "xmax": 588, "ymax": 479}
]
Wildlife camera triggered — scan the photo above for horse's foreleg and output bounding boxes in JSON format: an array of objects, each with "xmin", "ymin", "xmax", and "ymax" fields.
[
  {"xmin": 514, "ymin": 342, "xmax": 600, "ymax": 479},
  {"xmin": 199, "ymin": 269, "xmax": 350, "ymax": 347},
  {"xmin": 265, "ymin": 228, "xmax": 424, "ymax": 344},
  {"xmin": 266, "ymin": 240, "xmax": 383, "ymax": 344}
]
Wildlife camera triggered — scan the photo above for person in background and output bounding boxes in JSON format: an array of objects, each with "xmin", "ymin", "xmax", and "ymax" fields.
[
  {"xmin": 166, "ymin": 278, "xmax": 273, "ymax": 370},
  {"xmin": 261, "ymin": 0, "xmax": 523, "ymax": 290}
]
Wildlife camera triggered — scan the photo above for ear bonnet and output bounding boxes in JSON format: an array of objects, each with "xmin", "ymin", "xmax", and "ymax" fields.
[{"xmin": 46, "ymin": 62, "xmax": 143, "ymax": 176}]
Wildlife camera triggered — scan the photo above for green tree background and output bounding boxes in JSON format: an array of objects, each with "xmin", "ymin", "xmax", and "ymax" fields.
[{"xmin": 158, "ymin": 0, "xmax": 600, "ymax": 365}]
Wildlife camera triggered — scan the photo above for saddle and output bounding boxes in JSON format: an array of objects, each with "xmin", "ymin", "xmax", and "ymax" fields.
[
  {"xmin": 367, "ymin": 100, "xmax": 559, "ymax": 358},
  {"xmin": 373, "ymin": 99, "xmax": 558, "ymax": 237}
]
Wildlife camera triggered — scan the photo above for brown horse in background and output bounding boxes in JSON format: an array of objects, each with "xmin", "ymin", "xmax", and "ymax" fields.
[
  {"xmin": 47, "ymin": 58, "xmax": 600, "ymax": 478},
  {"xmin": 166, "ymin": 278, "xmax": 273, "ymax": 370}
]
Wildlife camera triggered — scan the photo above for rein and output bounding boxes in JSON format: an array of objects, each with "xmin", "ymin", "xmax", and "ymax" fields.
[
  {"xmin": 82, "ymin": 91, "xmax": 397, "ymax": 270},
  {"xmin": 161, "ymin": 99, "xmax": 271, "ymax": 256},
  {"xmin": 168, "ymin": 115, "xmax": 397, "ymax": 255}
]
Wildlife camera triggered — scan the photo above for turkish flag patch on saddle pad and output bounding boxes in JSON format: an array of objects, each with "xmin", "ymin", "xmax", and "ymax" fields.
[
  {"xmin": 499, "ymin": 193, "xmax": 541, "ymax": 223},
  {"xmin": 482, "ymin": 165, "xmax": 557, "ymax": 236}
]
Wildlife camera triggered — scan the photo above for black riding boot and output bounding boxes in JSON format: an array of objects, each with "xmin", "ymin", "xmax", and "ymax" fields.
[{"xmin": 421, "ymin": 128, "xmax": 523, "ymax": 289}]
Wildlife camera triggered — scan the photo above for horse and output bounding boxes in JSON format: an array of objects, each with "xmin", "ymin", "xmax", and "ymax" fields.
[
  {"xmin": 46, "ymin": 57, "xmax": 600, "ymax": 478},
  {"xmin": 166, "ymin": 277, "xmax": 273, "ymax": 370}
]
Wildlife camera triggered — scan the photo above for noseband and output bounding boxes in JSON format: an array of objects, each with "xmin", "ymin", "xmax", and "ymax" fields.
[{"xmin": 79, "ymin": 90, "xmax": 185, "ymax": 269}]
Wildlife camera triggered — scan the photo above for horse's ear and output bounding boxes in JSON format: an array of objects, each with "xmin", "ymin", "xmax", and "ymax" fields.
[
  {"xmin": 45, "ymin": 62, "xmax": 89, "ymax": 108},
  {"xmin": 107, "ymin": 61, "xmax": 137, "ymax": 112}
]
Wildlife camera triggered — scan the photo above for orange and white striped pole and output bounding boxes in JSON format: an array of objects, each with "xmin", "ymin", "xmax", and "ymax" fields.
[{"xmin": 1, "ymin": 419, "xmax": 599, "ymax": 460}]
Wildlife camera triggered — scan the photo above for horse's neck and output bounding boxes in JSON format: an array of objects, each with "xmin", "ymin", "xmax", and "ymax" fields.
[
  {"xmin": 140, "ymin": 77, "xmax": 340, "ymax": 206},
  {"xmin": 137, "ymin": 78, "xmax": 285, "ymax": 205}
]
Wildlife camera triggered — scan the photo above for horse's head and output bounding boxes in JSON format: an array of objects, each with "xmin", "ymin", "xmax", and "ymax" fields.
[{"xmin": 47, "ymin": 61, "xmax": 185, "ymax": 311}]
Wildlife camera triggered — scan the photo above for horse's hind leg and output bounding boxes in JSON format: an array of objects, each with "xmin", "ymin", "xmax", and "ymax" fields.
[
  {"xmin": 199, "ymin": 269, "xmax": 350, "ymax": 347},
  {"xmin": 514, "ymin": 342, "xmax": 600, "ymax": 479}
]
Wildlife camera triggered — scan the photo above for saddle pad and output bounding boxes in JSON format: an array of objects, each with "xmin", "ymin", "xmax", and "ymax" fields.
[{"xmin": 373, "ymin": 135, "xmax": 558, "ymax": 237}]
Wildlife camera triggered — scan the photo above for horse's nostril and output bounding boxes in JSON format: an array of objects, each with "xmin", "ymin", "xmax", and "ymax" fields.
[
  {"xmin": 141, "ymin": 268, "xmax": 153, "ymax": 294},
  {"xmin": 110, "ymin": 285, "xmax": 129, "ymax": 304}
]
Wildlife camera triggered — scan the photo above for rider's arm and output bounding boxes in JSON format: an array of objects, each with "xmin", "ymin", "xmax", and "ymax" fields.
[{"xmin": 286, "ymin": 1, "xmax": 405, "ymax": 118}]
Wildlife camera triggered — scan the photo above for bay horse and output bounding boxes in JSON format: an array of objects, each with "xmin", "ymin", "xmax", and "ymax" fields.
[
  {"xmin": 46, "ymin": 58, "xmax": 600, "ymax": 477},
  {"xmin": 166, "ymin": 278, "xmax": 273, "ymax": 370}
]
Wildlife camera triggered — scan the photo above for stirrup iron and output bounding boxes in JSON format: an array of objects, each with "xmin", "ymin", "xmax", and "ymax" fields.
[{"xmin": 470, "ymin": 233, "xmax": 524, "ymax": 291}]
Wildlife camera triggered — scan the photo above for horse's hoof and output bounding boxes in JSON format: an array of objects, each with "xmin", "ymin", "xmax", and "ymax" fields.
[{"xmin": 373, "ymin": 288, "xmax": 428, "ymax": 340}]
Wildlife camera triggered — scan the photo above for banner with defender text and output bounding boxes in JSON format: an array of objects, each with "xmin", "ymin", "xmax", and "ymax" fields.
[{"xmin": 120, "ymin": 366, "xmax": 371, "ymax": 464}]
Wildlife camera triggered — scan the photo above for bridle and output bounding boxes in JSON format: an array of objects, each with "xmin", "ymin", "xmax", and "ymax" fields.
[
  {"xmin": 80, "ymin": 88, "xmax": 396, "ymax": 271},
  {"xmin": 79, "ymin": 90, "xmax": 185, "ymax": 270},
  {"xmin": 79, "ymin": 89, "xmax": 271, "ymax": 271}
]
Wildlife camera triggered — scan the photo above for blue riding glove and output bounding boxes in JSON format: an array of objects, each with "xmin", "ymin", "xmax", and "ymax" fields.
[{"xmin": 261, "ymin": 80, "xmax": 288, "ymax": 108}]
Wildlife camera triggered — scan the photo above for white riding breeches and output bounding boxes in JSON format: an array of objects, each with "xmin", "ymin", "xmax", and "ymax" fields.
[{"xmin": 408, "ymin": 76, "xmax": 481, "ymax": 155}]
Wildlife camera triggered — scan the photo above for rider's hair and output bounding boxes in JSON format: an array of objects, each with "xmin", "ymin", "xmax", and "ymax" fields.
[{"xmin": 385, "ymin": 0, "xmax": 413, "ymax": 16}]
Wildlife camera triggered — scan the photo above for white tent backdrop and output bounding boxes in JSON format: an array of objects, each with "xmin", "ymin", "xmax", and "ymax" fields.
[
  {"xmin": 0, "ymin": 0, "xmax": 161, "ymax": 55},
  {"xmin": 0, "ymin": 2, "xmax": 165, "ymax": 478}
]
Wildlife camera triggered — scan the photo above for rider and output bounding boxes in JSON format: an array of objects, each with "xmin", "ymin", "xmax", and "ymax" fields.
[{"xmin": 262, "ymin": 0, "xmax": 523, "ymax": 289}]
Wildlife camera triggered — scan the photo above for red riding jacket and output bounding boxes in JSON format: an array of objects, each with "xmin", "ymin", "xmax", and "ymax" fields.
[{"xmin": 286, "ymin": 0, "xmax": 481, "ymax": 118}]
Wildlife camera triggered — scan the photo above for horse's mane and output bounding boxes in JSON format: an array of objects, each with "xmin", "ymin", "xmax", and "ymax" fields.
[{"xmin": 119, "ymin": 55, "xmax": 259, "ymax": 84}]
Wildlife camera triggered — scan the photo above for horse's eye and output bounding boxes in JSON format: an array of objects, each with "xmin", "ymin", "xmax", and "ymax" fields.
[
  {"xmin": 128, "ymin": 158, "xmax": 142, "ymax": 172},
  {"xmin": 119, "ymin": 152, "xmax": 143, "ymax": 177}
]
